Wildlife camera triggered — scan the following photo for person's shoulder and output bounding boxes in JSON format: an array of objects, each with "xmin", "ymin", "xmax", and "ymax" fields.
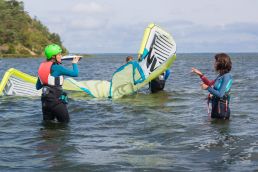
[
  {"xmin": 224, "ymin": 72, "xmax": 232, "ymax": 77},
  {"xmin": 222, "ymin": 73, "xmax": 232, "ymax": 79},
  {"xmin": 51, "ymin": 63, "xmax": 64, "ymax": 70}
]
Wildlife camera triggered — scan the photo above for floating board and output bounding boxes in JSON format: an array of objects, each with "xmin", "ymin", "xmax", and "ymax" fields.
[
  {"xmin": 61, "ymin": 55, "xmax": 82, "ymax": 61},
  {"xmin": 0, "ymin": 23, "xmax": 176, "ymax": 98}
]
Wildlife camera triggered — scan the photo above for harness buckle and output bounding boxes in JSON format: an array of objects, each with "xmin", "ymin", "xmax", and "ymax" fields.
[{"xmin": 42, "ymin": 86, "xmax": 50, "ymax": 95}]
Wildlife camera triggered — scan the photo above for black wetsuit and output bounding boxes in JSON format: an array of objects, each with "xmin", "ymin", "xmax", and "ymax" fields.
[
  {"xmin": 149, "ymin": 77, "xmax": 166, "ymax": 93},
  {"xmin": 149, "ymin": 70, "xmax": 170, "ymax": 93}
]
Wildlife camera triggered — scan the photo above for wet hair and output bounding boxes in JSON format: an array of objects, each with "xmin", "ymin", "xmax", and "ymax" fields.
[
  {"xmin": 214, "ymin": 53, "xmax": 232, "ymax": 75},
  {"xmin": 126, "ymin": 56, "xmax": 133, "ymax": 62}
]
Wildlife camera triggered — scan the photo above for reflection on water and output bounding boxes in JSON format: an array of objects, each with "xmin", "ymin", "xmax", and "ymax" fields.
[{"xmin": 0, "ymin": 53, "xmax": 258, "ymax": 171}]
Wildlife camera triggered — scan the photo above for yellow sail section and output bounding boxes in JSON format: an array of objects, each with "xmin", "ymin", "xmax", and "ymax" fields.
[
  {"xmin": 110, "ymin": 61, "xmax": 145, "ymax": 99},
  {"xmin": 65, "ymin": 78, "xmax": 110, "ymax": 98},
  {"xmin": 0, "ymin": 68, "xmax": 84, "ymax": 96},
  {"xmin": 0, "ymin": 68, "xmax": 40, "ymax": 96},
  {"xmin": 138, "ymin": 23, "xmax": 155, "ymax": 59}
]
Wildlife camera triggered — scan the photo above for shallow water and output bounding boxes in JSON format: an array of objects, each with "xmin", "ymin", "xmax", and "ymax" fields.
[{"xmin": 0, "ymin": 53, "xmax": 258, "ymax": 171}]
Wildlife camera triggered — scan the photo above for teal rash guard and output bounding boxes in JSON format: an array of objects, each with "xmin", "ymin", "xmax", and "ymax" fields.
[
  {"xmin": 36, "ymin": 63, "xmax": 78, "ymax": 90},
  {"xmin": 207, "ymin": 73, "xmax": 232, "ymax": 98}
]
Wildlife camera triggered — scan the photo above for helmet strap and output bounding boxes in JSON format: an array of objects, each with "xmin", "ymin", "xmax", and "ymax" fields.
[{"xmin": 53, "ymin": 55, "xmax": 62, "ymax": 64}]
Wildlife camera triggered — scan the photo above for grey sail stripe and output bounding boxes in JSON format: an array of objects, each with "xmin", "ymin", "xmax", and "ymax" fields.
[
  {"xmin": 156, "ymin": 36, "xmax": 173, "ymax": 50},
  {"xmin": 161, "ymin": 33, "xmax": 170, "ymax": 41},
  {"xmin": 13, "ymin": 84, "xmax": 38, "ymax": 94},
  {"xmin": 157, "ymin": 32, "xmax": 174, "ymax": 46},
  {"xmin": 154, "ymin": 41, "xmax": 171, "ymax": 54},
  {"xmin": 14, "ymin": 84, "xmax": 36, "ymax": 92},
  {"xmin": 153, "ymin": 47, "xmax": 170, "ymax": 59},
  {"xmin": 153, "ymin": 46, "xmax": 169, "ymax": 59},
  {"xmin": 156, "ymin": 55, "xmax": 167, "ymax": 63},
  {"xmin": 154, "ymin": 44, "xmax": 171, "ymax": 56},
  {"xmin": 156, "ymin": 54, "xmax": 168, "ymax": 62},
  {"xmin": 156, "ymin": 34, "xmax": 173, "ymax": 48},
  {"xmin": 153, "ymin": 45, "xmax": 171, "ymax": 57},
  {"xmin": 13, "ymin": 86, "xmax": 39, "ymax": 95},
  {"xmin": 152, "ymin": 47, "xmax": 169, "ymax": 59},
  {"xmin": 155, "ymin": 39, "xmax": 173, "ymax": 53},
  {"xmin": 9, "ymin": 77, "xmax": 40, "ymax": 96},
  {"xmin": 155, "ymin": 31, "xmax": 174, "ymax": 47},
  {"xmin": 11, "ymin": 78, "xmax": 34, "ymax": 90},
  {"xmin": 155, "ymin": 37, "xmax": 173, "ymax": 51},
  {"xmin": 159, "ymin": 34, "xmax": 174, "ymax": 46},
  {"xmin": 154, "ymin": 52, "xmax": 168, "ymax": 61}
]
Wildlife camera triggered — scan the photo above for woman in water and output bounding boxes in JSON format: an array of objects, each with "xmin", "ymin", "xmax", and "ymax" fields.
[
  {"xmin": 36, "ymin": 44, "xmax": 80, "ymax": 123},
  {"xmin": 192, "ymin": 53, "xmax": 233, "ymax": 119}
]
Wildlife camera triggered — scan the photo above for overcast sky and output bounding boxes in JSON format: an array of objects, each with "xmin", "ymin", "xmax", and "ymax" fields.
[{"xmin": 21, "ymin": 0, "xmax": 258, "ymax": 53}]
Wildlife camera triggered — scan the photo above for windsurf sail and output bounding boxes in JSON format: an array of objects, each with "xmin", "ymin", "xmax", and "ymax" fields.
[
  {"xmin": 0, "ymin": 68, "xmax": 41, "ymax": 96},
  {"xmin": 109, "ymin": 23, "xmax": 176, "ymax": 98},
  {"xmin": 0, "ymin": 68, "xmax": 82, "ymax": 96},
  {"xmin": 0, "ymin": 23, "xmax": 176, "ymax": 98}
]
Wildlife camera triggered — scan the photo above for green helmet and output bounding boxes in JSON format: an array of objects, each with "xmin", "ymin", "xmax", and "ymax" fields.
[{"xmin": 44, "ymin": 44, "xmax": 62, "ymax": 60}]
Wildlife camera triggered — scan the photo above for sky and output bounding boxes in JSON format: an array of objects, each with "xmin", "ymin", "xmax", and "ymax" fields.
[{"xmin": 21, "ymin": 0, "xmax": 258, "ymax": 53}]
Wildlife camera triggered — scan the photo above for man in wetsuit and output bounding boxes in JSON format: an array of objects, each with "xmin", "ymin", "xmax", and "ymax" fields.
[
  {"xmin": 149, "ymin": 69, "xmax": 170, "ymax": 93},
  {"xmin": 36, "ymin": 44, "xmax": 80, "ymax": 123}
]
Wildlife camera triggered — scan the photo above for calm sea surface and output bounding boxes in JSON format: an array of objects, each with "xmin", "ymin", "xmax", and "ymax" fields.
[{"xmin": 0, "ymin": 53, "xmax": 258, "ymax": 171}]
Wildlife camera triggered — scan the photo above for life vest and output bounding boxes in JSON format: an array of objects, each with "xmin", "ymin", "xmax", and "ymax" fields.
[{"xmin": 38, "ymin": 61, "xmax": 64, "ymax": 86}]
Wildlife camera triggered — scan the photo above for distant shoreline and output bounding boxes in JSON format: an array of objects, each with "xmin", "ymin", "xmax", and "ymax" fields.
[{"xmin": 0, "ymin": 52, "xmax": 257, "ymax": 58}]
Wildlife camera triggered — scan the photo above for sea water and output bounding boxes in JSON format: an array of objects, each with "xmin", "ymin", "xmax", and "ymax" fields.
[{"xmin": 0, "ymin": 53, "xmax": 258, "ymax": 171}]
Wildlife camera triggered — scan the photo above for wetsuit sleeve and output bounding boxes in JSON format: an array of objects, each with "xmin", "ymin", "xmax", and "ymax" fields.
[
  {"xmin": 36, "ymin": 77, "xmax": 43, "ymax": 90},
  {"xmin": 54, "ymin": 64, "xmax": 79, "ymax": 77},
  {"xmin": 200, "ymin": 75, "xmax": 215, "ymax": 86},
  {"xmin": 207, "ymin": 74, "xmax": 231, "ymax": 98},
  {"xmin": 164, "ymin": 70, "xmax": 170, "ymax": 80}
]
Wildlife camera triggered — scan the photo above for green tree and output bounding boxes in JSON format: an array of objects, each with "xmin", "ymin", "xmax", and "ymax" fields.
[{"xmin": 0, "ymin": 0, "xmax": 67, "ymax": 56}]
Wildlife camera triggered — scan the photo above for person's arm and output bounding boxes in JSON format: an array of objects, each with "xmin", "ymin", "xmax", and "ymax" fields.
[
  {"xmin": 200, "ymin": 75, "xmax": 215, "ymax": 86},
  {"xmin": 207, "ymin": 74, "xmax": 232, "ymax": 98},
  {"xmin": 54, "ymin": 63, "xmax": 79, "ymax": 77},
  {"xmin": 36, "ymin": 77, "xmax": 43, "ymax": 90},
  {"xmin": 164, "ymin": 70, "xmax": 170, "ymax": 80},
  {"xmin": 192, "ymin": 67, "xmax": 214, "ymax": 85}
]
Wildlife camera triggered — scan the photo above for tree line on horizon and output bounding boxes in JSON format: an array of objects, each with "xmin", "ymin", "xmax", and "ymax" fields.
[{"xmin": 0, "ymin": 0, "xmax": 67, "ymax": 57}]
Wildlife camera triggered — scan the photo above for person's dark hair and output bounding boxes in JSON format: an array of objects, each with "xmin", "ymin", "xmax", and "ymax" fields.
[{"xmin": 214, "ymin": 53, "xmax": 232, "ymax": 75}]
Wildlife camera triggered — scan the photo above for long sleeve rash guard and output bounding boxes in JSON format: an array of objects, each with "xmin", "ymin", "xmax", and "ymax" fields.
[{"xmin": 200, "ymin": 73, "xmax": 232, "ymax": 98}]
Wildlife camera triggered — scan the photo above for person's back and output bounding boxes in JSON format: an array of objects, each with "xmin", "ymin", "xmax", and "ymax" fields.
[{"xmin": 149, "ymin": 69, "xmax": 170, "ymax": 93}]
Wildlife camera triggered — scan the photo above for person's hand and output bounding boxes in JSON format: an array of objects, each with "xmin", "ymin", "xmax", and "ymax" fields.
[
  {"xmin": 72, "ymin": 56, "xmax": 81, "ymax": 64},
  {"xmin": 200, "ymin": 83, "xmax": 209, "ymax": 90},
  {"xmin": 191, "ymin": 67, "xmax": 203, "ymax": 77}
]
